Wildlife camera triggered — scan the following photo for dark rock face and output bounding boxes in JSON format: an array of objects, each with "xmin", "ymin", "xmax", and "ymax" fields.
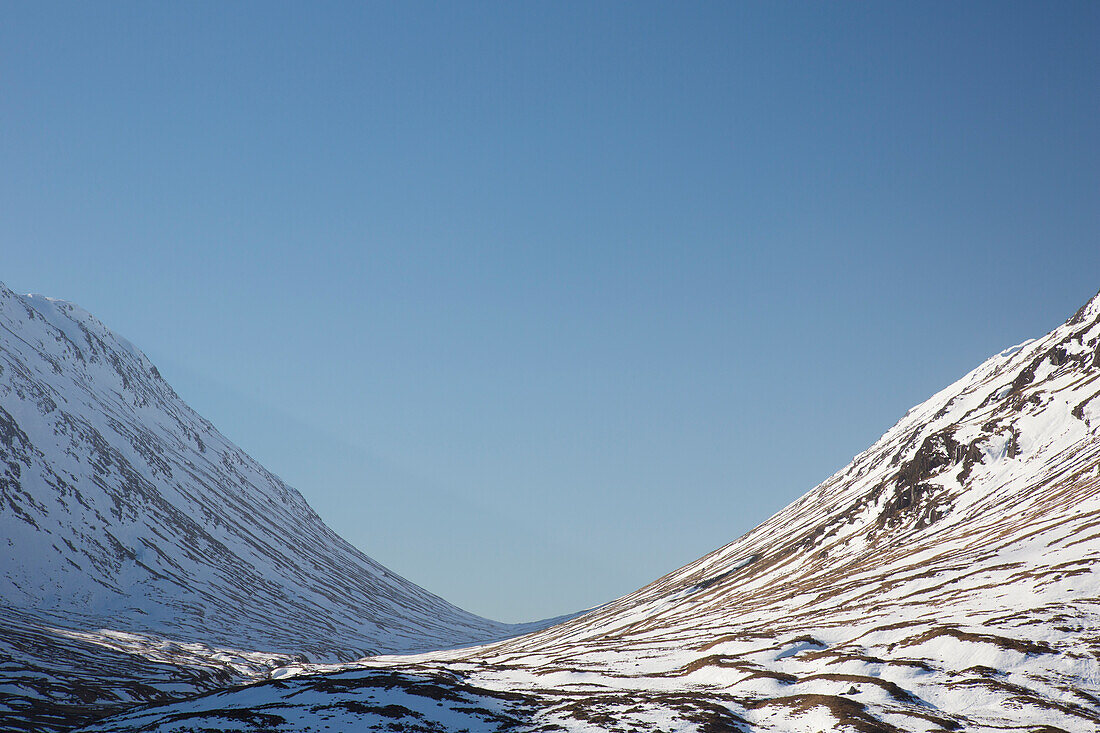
[{"xmin": 894, "ymin": 430, "xmax": 959, "ymax": 489}]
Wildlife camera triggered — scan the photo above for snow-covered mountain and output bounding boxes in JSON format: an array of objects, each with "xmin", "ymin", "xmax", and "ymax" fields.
[
  {"xmin": 0, "ymin": 283, "xmax": 553, "ymax": 730},
  {"xmin": 84, "ymin": 288, "xmax": 1100, "ymax": 732}
]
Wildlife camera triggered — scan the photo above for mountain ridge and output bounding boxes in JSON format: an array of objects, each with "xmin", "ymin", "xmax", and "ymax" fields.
[
  {"xmin": 0, "ymin": 281, "xmax": 560, "ymax": 731},
  {"xmin": 81, "ymin": 287, "xmax": 1100, "ymax": 732},
  {"xmin": 7, "ymin": 284, "xmax": 1100, "ymax": 732}
]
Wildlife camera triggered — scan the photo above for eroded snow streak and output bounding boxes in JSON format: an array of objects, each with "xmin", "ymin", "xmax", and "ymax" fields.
[{"xmin": 0, "ymin": 283, "xmax": 549, "ymax": 731}]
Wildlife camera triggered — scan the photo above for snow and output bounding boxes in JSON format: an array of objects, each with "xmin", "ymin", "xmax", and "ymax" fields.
[
  {"xmin": 10, "ymin": 286, "xmax": 1100, "ymax": 732},
  {"xmin": 0, "ymin": 281, "xmax": 565, "ymax": 730}
]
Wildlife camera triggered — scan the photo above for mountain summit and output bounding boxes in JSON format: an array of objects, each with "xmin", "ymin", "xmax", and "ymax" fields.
[{"xmin": 0, "ymin": 283, "xmax": 549, "ymax": 730}]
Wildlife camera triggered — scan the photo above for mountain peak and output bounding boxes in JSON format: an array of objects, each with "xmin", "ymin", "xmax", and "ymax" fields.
[
  {"xmin": 1069, "ymin": 286, "xmax": 1100, "ymax": 326},
  {"xmin": 0, "ymin": 285, "xmax": 546, "ymax": 671}
]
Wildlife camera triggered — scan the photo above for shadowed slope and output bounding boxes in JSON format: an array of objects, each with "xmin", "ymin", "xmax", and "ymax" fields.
[{"xmin": 0, "ymin": 283, "xmax": 558, "ymax": 730}]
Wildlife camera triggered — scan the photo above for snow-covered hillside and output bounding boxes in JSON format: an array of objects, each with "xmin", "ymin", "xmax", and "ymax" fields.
[
  {"xmin": 0, "ymin": 283, "xmax": 552, "ymax": 730},
  {"xmin": 84, "ymin": 288, "xmax": 1100, "ymax": 732}
]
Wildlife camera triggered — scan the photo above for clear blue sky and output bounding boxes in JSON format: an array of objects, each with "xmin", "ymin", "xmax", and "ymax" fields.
[{"xmin": 2, "ymin": 2, "xmax": 1098, "ymax": 622}]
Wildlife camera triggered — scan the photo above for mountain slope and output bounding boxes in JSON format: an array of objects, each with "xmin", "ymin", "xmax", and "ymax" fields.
[
  {"xmin": 87, "ymin": 289, "xmax": 1100, "ymax": 732},
  {"xmin": 0, "ymin": 283, "xmax": 550, "ymax": 729}
]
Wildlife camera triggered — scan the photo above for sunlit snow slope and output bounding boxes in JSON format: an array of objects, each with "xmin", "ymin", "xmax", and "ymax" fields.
[
  {"xmin": 0, "ymin": 283, "xmax": 545, "ymax": 731},
  {"xmin": 90, "ymin": 289, "xmax": 1100, "ymax": 732}
]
